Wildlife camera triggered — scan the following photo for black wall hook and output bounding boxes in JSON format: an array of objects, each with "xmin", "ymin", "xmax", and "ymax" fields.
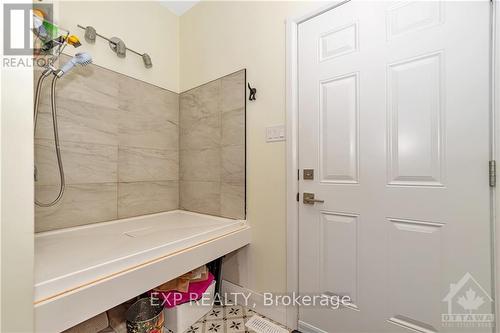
[{"xmin": 248, "ymin": 83, "xmax": 257, "ymax": 101}]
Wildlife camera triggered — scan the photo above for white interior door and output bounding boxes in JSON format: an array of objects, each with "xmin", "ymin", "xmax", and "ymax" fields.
[{"xmin": 297, "ymin": 1, "xmax": 493, "ymax": 332}]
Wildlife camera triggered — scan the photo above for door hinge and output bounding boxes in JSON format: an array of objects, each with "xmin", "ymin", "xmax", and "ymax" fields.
[
  {"xmin": 298, "ymin": 169, "xmax": 300, "ymax": 180},
  {"xmin": 490, "ymin": 160, "xmax": 496, "ymax": 187},
  {"xmin": 296, "ymin": 192, "xmax": 299, "ymax": 202}
]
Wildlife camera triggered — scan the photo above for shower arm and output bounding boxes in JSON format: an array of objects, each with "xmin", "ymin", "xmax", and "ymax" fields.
[{"xmin": 76, "ymin": 24, "xmax": 144, "ymax": 57}]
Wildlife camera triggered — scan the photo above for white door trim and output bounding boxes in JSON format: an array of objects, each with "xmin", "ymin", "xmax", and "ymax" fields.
[
  {"xmin": 493, "ymin": 1, "xmax": 500, "ymax": 332},
  {"xmin": 285, "ymin": 1, "xmax": 499, "ymax": 331}
]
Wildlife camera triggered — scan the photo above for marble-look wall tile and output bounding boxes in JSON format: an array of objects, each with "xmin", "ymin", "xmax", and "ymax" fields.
[
  {"xmin": 179, "ymin": 70, "xmax": 245, "ymax": 219},
  {"xmin": 56, "ymin": 57, "xmax": 120, "ymax": 110},
  {"xmin": 119, "ymin": 147, "xmax": 178, "ymax": 182},
  {"xmin": 180, "ymin": 80, "xmax": 221, "ymax": 150},
  {"xmin": 35, "ymin": 183, "xmax": 117, "ymax": 232},
  {"xmin": 221, "ymin": 145, "xmax": 245, "ymax": 184},
  {"xmin": 221, "ymin": 71, "xmax": 245, "ymax": 112},
  {"xmin": 181, "ymin": 80, "xmax": 221, "ymax": 121},
  {"xmin": 118, "ymin": 108, "xmax": 178, "ymax": 150},
  {"xmin": 118, "ymin": 79, "xmax": 179, "ymax": 150},
  {"xmin": 118, "ymin": 181, "xmax": 179, "ymax": 218},
  {"xmin": 180, "ymin": 148, "xmax": 220, "ymax": 182},
  {"xmin": 118, "ymin": 115, "xmax": 179, "ymax": 150},
  {"xmin": 35, "ymin": 98, "xmax": 119, "ymax": 146},
  {"xmin": 35, "ymin": 60, "xmax": 180, "ymax": 231},
  {"xmin": 35, "ymin": 139, "xmax": 117, "ymax": 185},
  {"xmin": 180, "ymin": 114, "xmax": 220, "ymax": 150},
  {"xmin": 220, "ymin": 183, "xmax": 245, "ymax": 220},
  {"xmin": 119, "ymin": 76, "xmax": 179, "ymax": 124},
  {"xmin": 180, "ymin": 181, "xmax": 220, "ymax": 216},
  {"xmin": 221, "ymin": 108, "xmax": 245, "ymax": 147},
  {"xmin": 35, "ymin": 63, "xmax": 244, "ymax": 231}
]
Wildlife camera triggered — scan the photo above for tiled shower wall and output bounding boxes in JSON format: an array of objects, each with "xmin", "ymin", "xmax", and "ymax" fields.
[
  {"xmin": 35, "ymin": 55, "xmax": 179, "ymax": 232},
  {"xmin": 34, "ymin": 57, "xmax": 245, "ymax": 232},
  {"xmin": 179, "ymin": 71, "xmax": 246, "ymax": 219}
]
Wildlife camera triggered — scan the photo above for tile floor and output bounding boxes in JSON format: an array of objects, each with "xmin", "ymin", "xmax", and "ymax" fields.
[{"xmin": 169, "ymin": 304, "xmax": 291, "ymax": 333}]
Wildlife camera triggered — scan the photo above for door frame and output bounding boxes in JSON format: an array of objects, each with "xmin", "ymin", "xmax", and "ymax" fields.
[{"xmin": 285, "ymin": 1, "xmax": 500, "ymax": 331}]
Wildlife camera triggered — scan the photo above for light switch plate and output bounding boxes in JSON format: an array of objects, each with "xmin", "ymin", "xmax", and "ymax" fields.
[{"xmin": 266, "ymin": 125, "xmax": 285, "ymax": 142}]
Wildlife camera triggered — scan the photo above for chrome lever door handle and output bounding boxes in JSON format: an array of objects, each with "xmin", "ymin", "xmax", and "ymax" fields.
[{"xmin": 303, "ymin": 192, "xmax": 324, "ymax": 205}]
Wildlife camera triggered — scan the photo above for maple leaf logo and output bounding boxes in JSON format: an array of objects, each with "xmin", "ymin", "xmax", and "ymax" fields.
[{"xmin": 457, "ymin": 288, "xmax": 485, "ymax": 313}]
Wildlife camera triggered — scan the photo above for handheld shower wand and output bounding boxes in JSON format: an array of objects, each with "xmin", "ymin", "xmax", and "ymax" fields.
[
  {"xmin": 55, "ymin": 52, "xmax": 92, "ymax": 77},
  {"xmin": 34, "ymin": 52, "xmax": 93, "ymax": 207}
]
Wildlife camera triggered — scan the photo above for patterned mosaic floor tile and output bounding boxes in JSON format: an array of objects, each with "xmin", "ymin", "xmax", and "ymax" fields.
[{"xmin": 185, "ymin": 304, "xmax": 290, "ymax": 333}]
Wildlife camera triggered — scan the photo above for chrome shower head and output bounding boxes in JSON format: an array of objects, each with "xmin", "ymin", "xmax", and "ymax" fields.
[{"xmin": 57, "ymin": 52, "xmax": 92, "ymax": 77}]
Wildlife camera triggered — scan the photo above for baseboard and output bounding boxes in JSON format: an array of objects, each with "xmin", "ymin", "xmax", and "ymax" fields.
[
  {"xmin": 220, "ymin": 280, "xmax": 287, "ymax": 326},
  {"xmin": 298, "ymin": 320, "xmax": 328, "ymax": 333}
]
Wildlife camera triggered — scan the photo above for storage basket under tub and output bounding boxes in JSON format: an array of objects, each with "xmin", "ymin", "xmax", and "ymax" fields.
[
  {"xmin": 126, "ymin": 298, "xmax": 165, "ymax": 333},
  {"xmin": 163, "ymin": 281, "xmax": 216, "ymax": 333}
]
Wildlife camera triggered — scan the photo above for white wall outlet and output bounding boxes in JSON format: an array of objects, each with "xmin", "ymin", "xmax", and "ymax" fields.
[{"xmin": 266, "ymin": 125, "xmax": 285, "ymax": 142}]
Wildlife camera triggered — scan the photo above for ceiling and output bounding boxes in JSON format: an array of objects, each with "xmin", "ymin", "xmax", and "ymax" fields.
[{"xmin": 159, "ymin": 1, "xmax": 200, "ymax": 16}]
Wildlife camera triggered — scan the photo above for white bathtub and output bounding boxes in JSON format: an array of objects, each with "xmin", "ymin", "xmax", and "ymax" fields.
[{"xmin": 34, "ymin": 210, "xmax": 250, "ymax": 332}]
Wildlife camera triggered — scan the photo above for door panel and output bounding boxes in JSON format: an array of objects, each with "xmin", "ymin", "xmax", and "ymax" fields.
[
  {"xmin": 386, "ymin": 218, "xmax": 444, "ymax": 331},
  {"xmin": 298, "ymin": 1, "xmax": 492, "ymax": 332},
  {"xmin": 387, "ymin": 52, "xmax": 444, "ymax": 186},
  {"xmin": 318, "ymin": 211, "xmax": 359, "ymax": 306},
  {"xmin": 386, "ymin": 1, "xmax": 443, "ymax": 39},
  {"xmin": 319, "ymin": 72, "xmax": 359, "ymax": 184}
]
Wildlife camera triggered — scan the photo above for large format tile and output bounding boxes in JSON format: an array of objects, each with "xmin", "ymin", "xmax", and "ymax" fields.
[
  {"xmin": 180, "ymin": 80, "xmax": 221, "ymax": 150},
  {"xmin": 118, "ymin": 79, "xmax": 179, "ymax": 150},
  {"xmin": 180, "ymin": 114, "xmax": 220, "ymax": 150},
  {"xmin": 35, "ymin": 183, "xmax": 117, "ymax": 232},
  {"xmin": 118, "ymin": 181, "xmax": 179, "ymax": 218},
  {"xmin": 221, "ymin": 108, "xmax": 245, "ymax": 147},
  {"xmin": 35, "ymin": 98, "xmax": 119, "ymax": 146},
  {"xmin": 180, "ymin": 79, "xmax": 221, "ymax": 121},
  {"xmin": 35, "ymin": 139, "xmax": 117, "ymax": 185},
  {"xmin": 221, "ymin": 145, "xmax": 245, "ymax": 184},
  {"xmin": 119, "ymin": 115, "xmax": 178, "ymax": 150},
  {"xmin": 221, "ymin": 70, "xmax": 245, "ymax": 112},
  {"xmin": 178, "ymin": 72, "xmax": 246, "ymax": 218},
  {"xmin": 35, "ymin": 65, "xmax": 247, "ymax": 229},
  {"xmin": 56, "ymin": 57, "xmax": 120, "ymax": 110},
  {"xmin": 180, "ymin": 181, "xmax": 220, "ymax": 216},
  {"xmin": 220, "ymin": 183, "xmax": 245, "ymax": 220},
  {"xmin": 118, "ymin": 147, "xmax": 178, "ymax": 182},
  {"xmin": 118, "ymin": 79, "xmax": 179, "ymax": 124},
  {"xmin": 180, "ymin": 148, "xmax": 220, "ymax": 182}
]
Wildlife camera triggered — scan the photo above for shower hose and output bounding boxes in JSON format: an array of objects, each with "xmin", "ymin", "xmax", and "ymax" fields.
[{"xmin": 33, "ymin": 69, "xmax": 65, "ymax": 207}]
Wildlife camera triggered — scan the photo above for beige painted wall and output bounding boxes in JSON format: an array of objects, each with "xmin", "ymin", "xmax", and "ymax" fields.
[
  {"xmin": 180, "ymin": 1, "xmax": 324, "ymax": 294},
  {"xmin": 58, "ymin": 1, "xmax": 179, "ymax": 92}
]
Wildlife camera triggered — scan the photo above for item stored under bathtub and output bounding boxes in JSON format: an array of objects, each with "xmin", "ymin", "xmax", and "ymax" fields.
[
  {"xmin": 153, "ymin": 272, "xmax": 215, "ymax": 308},
  {"xmin": 163, "ymin": 280, "xmax": 217, "ymax": 333}
]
